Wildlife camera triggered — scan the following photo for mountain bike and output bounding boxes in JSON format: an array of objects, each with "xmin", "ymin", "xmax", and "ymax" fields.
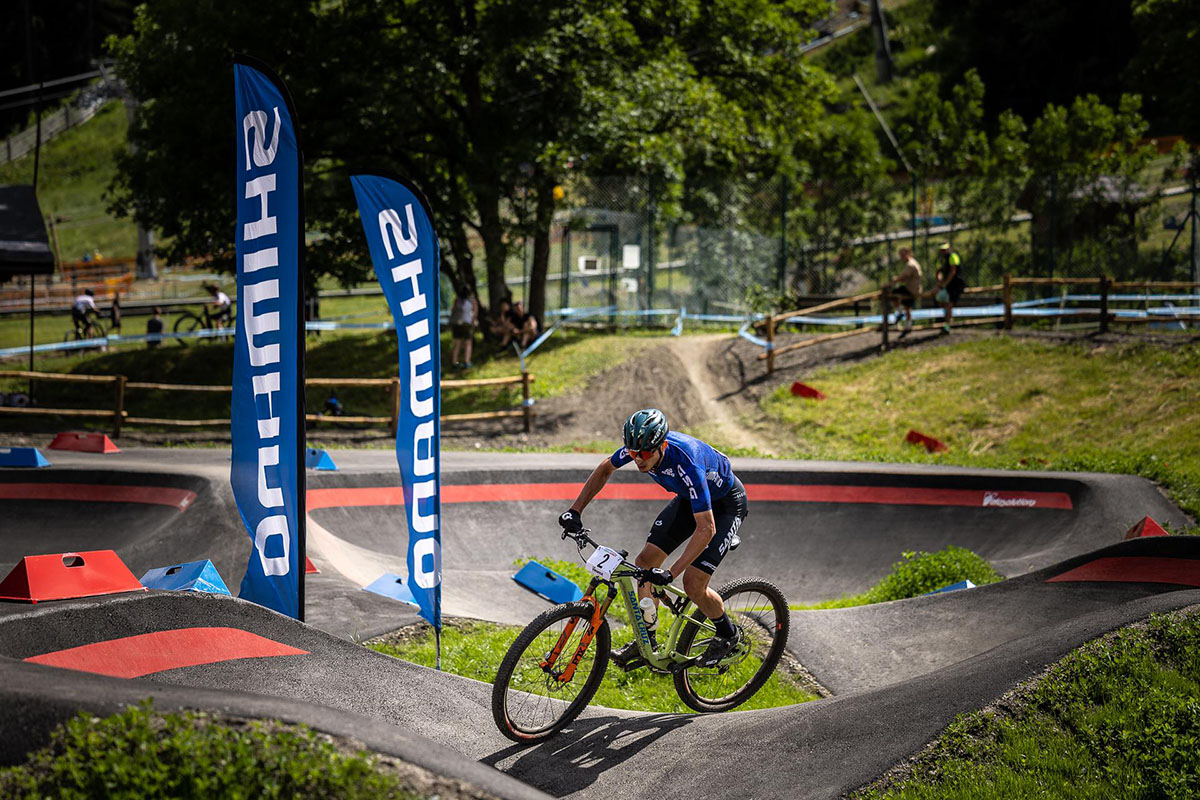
[
  {"xmin": 173, "ymin": 304, "xmax": 236, "ymax": 344},
  {"xmin": 491, "ymin": 528, "xmax": 789, "ymax": 743},
  {"xmin": 64, "ymin": 311, "xmax": 106, "ymax": 343}
]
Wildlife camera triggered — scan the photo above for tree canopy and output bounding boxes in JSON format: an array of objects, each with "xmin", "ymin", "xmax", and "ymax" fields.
[{"xmin": 107, "ymin": 0, "xmax": 833, "ymax": 322}]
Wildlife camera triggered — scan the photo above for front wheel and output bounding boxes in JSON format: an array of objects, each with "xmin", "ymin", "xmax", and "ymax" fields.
[
  {"xmin": 491, "ymin": 600, "xmax": 610, "ymax": 743},
  {"xmin": 673, "ymin": 577, "xmax": 790, "ymax": 713}
]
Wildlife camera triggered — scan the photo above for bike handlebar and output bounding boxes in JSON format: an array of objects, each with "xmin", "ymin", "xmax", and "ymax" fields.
[{"xmin": 561, "ymin": 527, "xmax": 660, "ymax": 582}]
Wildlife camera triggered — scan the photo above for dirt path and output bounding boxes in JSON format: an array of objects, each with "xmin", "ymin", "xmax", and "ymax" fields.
[{"xmin": 665, "ymin": 334, "xmax": 781, "ymax": 456}]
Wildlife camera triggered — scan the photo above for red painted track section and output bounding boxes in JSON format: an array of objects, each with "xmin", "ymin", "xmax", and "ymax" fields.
[
  {"xmin": 23, "ymin": 627, "xmax": 308, "ymax": 678},
  {"xmin": 1047, "ymin": 557, "xmax": 1200, "ymax": 587},
  {"xmin": 307, "ymin": 483, "xmax": 1072, "ymax": 511},
  {"xmin": 0, "ymin": 483, "xmax": 197, "ymax": 511}
]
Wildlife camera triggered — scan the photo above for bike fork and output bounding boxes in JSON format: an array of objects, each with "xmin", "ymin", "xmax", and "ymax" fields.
[{"xmin": 540, "ymin": 593, "xmax": 614, "ymax": 682}]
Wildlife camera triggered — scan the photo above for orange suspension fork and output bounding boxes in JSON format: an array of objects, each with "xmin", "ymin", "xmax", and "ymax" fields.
[{"xmin": 540, "ymin": 586, "xmax": 614, "ymax": 682}]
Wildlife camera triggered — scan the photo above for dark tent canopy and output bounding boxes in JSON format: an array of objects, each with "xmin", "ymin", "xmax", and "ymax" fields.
[{"xmin": 0, "ymin": 184, "xmax": 54, "ymax": 283}]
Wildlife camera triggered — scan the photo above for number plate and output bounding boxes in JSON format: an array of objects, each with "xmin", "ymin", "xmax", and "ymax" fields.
[{"xmin": 585, "ymin": 546, "xmax": 622, "ymax": 579}]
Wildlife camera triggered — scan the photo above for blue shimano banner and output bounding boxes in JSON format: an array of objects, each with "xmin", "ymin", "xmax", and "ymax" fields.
[
  {"xmin": 350, "ymin": 172, "xmax": 442, "ymax": 629},
  {"xmin": 232, "ymin": 56, "xmax": 305, "ymax": 619}
]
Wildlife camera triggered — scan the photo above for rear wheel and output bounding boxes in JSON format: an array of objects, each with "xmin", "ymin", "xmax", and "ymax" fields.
[
  {"xmin": 492, "ymin": 600, "xmax": 610, "ymax": 743},
  {"xmin": 672, "ymin": 577, "xmax": 789, "ymax": 713},
  {"xmin": 173, "ymin": 312, "xmax": 203, "ymax": 345}
]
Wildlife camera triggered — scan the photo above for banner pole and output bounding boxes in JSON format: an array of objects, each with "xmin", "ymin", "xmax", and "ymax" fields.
[{"xmin": 435, "ymin": 627, "xmax": 442, "ymax": 671}]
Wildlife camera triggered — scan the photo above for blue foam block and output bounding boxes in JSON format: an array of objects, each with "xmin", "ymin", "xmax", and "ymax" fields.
[
  {"xmin": 305, "ymin": 448, "xmax": 338, "ymax": 471},
  {"xmin": 513, "ymin": 561, "xmax": 584, "ymax": 604},
  {"xmin": 364, "ymin": 572, "xmax": 420, "ymax": 607},
  {"xmin": 139, "ymin": 559, "xmax": 231, "ymax": 595},
  {"xmin": 0, "ymin": 447, "xmax": 51, "ymax": 468},
  {"xmin": 925, "ymin": 579, "xmax": 976, "ymax": 596}
]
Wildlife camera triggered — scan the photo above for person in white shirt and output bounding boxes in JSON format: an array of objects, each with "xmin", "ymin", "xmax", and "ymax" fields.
[
  {"xmin": 205, "ymin": 283, "xmax": 233, "ymax": 330},
  {"xmin": 71, "ymin": 289, "xmax": 100, "ymax": 337}
]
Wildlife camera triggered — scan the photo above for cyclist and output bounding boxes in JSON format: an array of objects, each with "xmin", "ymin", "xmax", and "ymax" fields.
[
  {"xmin": 559, "ymin": 408, "xmax": 747, "ymax": 671},
  {"xmin": 70, "ymin": 289, "xmax": 99, "ymax": 338},
  {"xmin": 204, "ymin": 283, "xmax": 233, "ymax": 330}
]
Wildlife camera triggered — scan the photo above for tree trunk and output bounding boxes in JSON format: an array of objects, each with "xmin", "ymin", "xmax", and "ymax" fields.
[
  {"xmin": 477, "ymin": 186, "xmax": 509, "ymax": 310},
  {"xmin": 443, "ymin": 222, "xmax": 476, "ymax": 297},
  {"xmin": 528, "ymin": 177, "xmax": 557, "ymax": 327}
]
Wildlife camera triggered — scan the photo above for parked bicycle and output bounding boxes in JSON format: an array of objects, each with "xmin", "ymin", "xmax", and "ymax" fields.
[{"xmin": 491, "ymin": 527, "xmax": 789, "ymax": 743}]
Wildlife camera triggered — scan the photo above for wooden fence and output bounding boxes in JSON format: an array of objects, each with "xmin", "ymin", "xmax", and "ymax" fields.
[
  {"xmin": 0, "ymin": 371, "xmax": 535, "ymax": 438},
  {"xmin": 757, "ymin": 277, "xmax": 1200, "ymax": 375}
]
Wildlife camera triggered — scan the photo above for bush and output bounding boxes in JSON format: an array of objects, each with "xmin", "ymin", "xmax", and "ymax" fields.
[
  {"xmin": 862, "ymin": 546, "xmax": 1004, "ymax": 603},
  {"xmin": 0, "ymin": 701, "xmax": 422, "ymax": 799}
]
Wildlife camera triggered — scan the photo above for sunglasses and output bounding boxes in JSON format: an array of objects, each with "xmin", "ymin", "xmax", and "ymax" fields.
[{"xmin": 626, "ymin": 447, "xmax": 659, "ymax": 460}]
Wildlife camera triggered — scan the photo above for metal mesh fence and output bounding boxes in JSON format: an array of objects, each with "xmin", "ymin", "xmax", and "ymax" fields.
[{"xmin": 485, "ymin": 160, "xmax": 1198, "ymax": 321}]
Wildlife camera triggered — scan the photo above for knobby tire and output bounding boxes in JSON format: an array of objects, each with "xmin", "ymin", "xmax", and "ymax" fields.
[
  {"xmin": 492, "ymin": 600, "xmax": 610, "ymax": 743},
  {"xmin": 672, "ymin": 577, "xmax": 789, "ymax": 713}
]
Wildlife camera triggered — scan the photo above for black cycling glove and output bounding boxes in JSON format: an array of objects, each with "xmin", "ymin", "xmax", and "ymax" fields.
[
  {"xmin": 558, "ymin": 508, "xmax": 583, "ymax": 534},
  {"xmin": 647, "ymin": 568, "xmax": 673, "ymax": 586}
]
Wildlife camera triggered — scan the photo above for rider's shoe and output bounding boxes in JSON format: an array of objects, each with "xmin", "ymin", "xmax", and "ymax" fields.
[
  {"xmin": 729, "ymin": 532, "xmax": 741, "ymax": 551},
  {"xmin": 610, "ymin": 633, "xmax": 655, "ymax": 671},
  {"xmin": 697, "ymin": 630, "xmax": 743, "ymax": 668}
]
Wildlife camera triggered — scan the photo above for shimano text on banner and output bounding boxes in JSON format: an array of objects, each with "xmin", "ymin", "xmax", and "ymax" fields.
[
  {"xmin": 350, "ymin": 173, "xmax": 442, "ymax": 629},
  {"xmin": 232, "ymin": 56, "xmax": 306, "ymax": 619}
]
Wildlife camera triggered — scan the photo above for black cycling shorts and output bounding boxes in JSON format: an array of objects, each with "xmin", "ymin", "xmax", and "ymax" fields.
[{"xmin": 646, "ymin": 476, "xmax": 748, "ymax": 575}]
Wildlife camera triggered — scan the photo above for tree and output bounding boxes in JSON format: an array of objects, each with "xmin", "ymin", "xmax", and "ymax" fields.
[
  {"xmin": 1126, "ymin": 0, "xmax": 1200, "ymax": 143},
  {"xmin": 930, "ymin": 0, "xmax": 1135, "ymax": 124},
  {"xmin": 108, "ymin": 0, "xmax": 835, "ymax": 328}
]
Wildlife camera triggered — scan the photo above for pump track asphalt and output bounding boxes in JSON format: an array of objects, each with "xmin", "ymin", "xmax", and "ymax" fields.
[{"xmin": 1, "ymin": 447, "xmax": 1199, "ymax": 799}]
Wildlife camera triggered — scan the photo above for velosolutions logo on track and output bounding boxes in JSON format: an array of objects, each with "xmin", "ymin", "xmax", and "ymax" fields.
[{"xmin": 981, "ymin": 491, "xmax": 1040, "ymax": 508}]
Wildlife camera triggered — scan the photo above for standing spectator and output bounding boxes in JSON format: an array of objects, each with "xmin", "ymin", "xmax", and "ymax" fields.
[
  {"xmin": 146, "ymin": 306, "xmax": 165, "ymax": 348},
  {"xmin": 887, "ymin": 247, "xmax": 922, "ymax": 337},
  {"xmin": 449, "ymin": 286, "xmax": 478, "ymax": 369},
  {"xmin": 934, "ymin": 242, "xmax": 966, "ymax": 334},
  {"xmin": 508, "ymin": 300, "xmax": 539, "ymax": 349},
  {"xmin": 109, "ymin": 292, "xmax": 122, "ymax": 332}
]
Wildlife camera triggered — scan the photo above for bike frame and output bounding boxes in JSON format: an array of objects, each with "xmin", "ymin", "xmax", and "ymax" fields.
[{"xmin": 541, "ymin": 558, "xmax": 719, "ymax": 681}]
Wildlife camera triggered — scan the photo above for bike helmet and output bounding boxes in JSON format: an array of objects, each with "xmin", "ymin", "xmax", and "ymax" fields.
[{"xmin": 623, "ymin": 408, "xmax": 669, "ymax": 452}]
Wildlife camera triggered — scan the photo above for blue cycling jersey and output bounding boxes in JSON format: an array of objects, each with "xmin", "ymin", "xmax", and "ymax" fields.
[{"xmin": 610, "ymin": 430, "xmax": 735, "ymax": 513}]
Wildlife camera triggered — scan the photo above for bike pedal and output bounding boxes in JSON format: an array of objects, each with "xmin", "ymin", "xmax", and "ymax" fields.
[{"xmin": 669, "ymin": 657, "xmax": 699, "ymax": 674}]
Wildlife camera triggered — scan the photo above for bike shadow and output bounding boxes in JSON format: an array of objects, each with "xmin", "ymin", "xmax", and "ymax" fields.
[{"xmin": 482, "ymin": 712, "xmax": 692, "ymax": 797}]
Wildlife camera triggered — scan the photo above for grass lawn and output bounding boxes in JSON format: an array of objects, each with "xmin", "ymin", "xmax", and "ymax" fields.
[
  {"xmin": 763, "ymin": 336, "xmax": 1200, "ymax": 518},
  {"xmin": 854, "ymin": 608, "xmax": 1200, "ymax": 799},
  {"xmin": 0, "ymin": 101, "xmax": 136, "ymax": 261},
  {"xmin": 0, "ymin": 326, "xmax": 660, "ymax": 433}
]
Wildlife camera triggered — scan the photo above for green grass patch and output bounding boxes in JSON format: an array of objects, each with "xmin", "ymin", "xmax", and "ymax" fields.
[
  {"xmin": 798, "ymin": 546, "xmax": 1004, "ymax": 610},
  {"xmin": 0, "ymin": 328, "xmax": 662, "ymax": 438},
  {"xmin": 0, "ymin": 700, "xmax": 426, "ymax": 799},
  {"xmin": 0, "ymin": 101, "xmax": 137, "ymax": 261},
  {"xmin": 370, "ymin": 558, "xmax": 820, "ymax": 714},
  {"xmin": 854, "ymin": 608, "xmax": 1200, "ymax": 800},
  {"xmin": 762, "ymin": 337, "xmax": 1200, "ymax": 518}
]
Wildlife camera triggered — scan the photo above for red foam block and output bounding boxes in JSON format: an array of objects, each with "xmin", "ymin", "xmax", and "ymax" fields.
[
  {"xmin": 1123, "ymin": 516, "xmax": 1169, "ymax": 540},
  {"xmin": 905, "ymin": 429, "xmax": 948, "ymax": 453},
  {"xmin": 0, "ymin": 550, "xmax": 146, "ymax": 603},
  {"xmin": 49, "ymin": 432, "xmax": 120, "ymax": 454},
  {"xmin": 790, "ymin": 382, "xmax": 826, "ymax": 400}
]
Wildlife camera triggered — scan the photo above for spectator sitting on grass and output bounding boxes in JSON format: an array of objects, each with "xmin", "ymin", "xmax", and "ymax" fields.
[
  {"xmin": 507, "ymin": 301, "xmax": 539, "ymax": 350},
  {"xmin": 489, "ymin": 297, "xmax": 516, "ymax": 347}
]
